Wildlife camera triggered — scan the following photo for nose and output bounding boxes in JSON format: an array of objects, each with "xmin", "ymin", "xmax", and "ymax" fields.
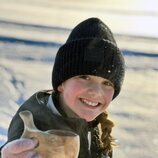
[{"xmin": 87, "ymin": 83, "xmax": 103, "ymax": 97}]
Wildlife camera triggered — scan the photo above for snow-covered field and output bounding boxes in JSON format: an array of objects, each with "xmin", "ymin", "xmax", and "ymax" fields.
[{"xmin": 0, "ymin": 0, "xmax": 158, "ymax": 157}]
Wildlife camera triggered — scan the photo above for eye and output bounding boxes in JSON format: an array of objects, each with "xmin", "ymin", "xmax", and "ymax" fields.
[
  {"xmin": 103, "ymin": 81, "xmax": 114, "ymax": 87},
  {"xmin": 79, "ymin": 75, "xmax": 90, "ymax": 80}
]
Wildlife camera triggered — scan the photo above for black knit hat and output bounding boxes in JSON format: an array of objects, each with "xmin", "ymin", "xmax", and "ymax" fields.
[{"xmin": 52, "ymin": 17, "xmax": 125, "ymax": 99}]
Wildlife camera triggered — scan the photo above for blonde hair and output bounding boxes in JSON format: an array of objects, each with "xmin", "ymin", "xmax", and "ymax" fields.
[{"xmin": 97, "ymin": 112, "xmax": 116, "ymax": 156}]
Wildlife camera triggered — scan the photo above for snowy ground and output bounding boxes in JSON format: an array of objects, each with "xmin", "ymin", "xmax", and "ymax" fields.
[{"xmin": 0, "ymin": 0, "xmax": 158, "ymax": 158}]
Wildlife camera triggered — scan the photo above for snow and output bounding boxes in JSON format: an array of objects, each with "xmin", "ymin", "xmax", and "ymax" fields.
[{"xmin": 0, "ymin": 0, "xmax": 158, "ymax": 157}]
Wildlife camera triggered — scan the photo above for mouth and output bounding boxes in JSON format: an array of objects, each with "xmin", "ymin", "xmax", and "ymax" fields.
[{"xmin": 80, "ymin": 98, "xmax": 101, "ymax": 107}]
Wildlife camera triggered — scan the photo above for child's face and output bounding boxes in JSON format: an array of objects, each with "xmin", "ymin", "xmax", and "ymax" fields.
[{"xmin": 57, "ymin": 75, "xmax": 114, "ymax": 122}]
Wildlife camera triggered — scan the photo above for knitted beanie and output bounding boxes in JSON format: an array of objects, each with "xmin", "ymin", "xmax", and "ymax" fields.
[{"xmin": 52, "ymin": 17, "xmax": 125, "ymax": 99}]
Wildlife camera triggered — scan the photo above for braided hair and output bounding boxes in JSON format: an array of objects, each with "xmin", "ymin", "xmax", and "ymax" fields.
[{"xmin": 96, "ymin": 112, "xmax": 116, "ymax": 157}]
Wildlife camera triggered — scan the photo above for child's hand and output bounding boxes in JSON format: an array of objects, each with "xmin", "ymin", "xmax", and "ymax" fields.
[{"xmin": 1, "ymin": 138, "xmax": 42, "ymax": 158}]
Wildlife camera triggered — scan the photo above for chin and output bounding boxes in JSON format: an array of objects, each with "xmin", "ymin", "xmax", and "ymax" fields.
[{"xmin": 82, "ymin": 116, "xmax": 96, "ymax": 122}]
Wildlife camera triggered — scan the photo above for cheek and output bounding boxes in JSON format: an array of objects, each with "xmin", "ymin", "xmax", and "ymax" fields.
[
  {"xmin": 68, "ymin": 82, "xmax": 85, "ymax": 93},
  {"xmin": 63, "ymin": 82, "xmax": 84, "ymax": 102},
  {"xmin": 103, "ymin": 89, "xmax": 115, "ymax": 103}
]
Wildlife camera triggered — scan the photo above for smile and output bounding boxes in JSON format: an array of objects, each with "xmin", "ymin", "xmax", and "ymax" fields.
[{"xmin": 80, "ymin": 98, "xmax": 100, "ymax": 107}]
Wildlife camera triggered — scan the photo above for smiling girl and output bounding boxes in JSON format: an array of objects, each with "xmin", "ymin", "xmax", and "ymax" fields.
[
  {"xmin": 1, "ymin": 17, "xmax": 125, "ymax": 158},
  {"xmin": 57, "ymin": 75, "xmax": 114, "ymax": 122}
]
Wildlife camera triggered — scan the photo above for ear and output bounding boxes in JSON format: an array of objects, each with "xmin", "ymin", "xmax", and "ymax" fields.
[{"xmin": 57, "ymin": 84, "xmax": 64, "ymax": 92}]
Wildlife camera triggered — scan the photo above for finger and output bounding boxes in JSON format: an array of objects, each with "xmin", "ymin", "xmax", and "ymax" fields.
[
  {"xmin": 14, "ymin": 150, "xmax": 39, "ymax": 158},
  {"xmin": 2, "ymin": 138, "xmax": 38, "ymax": 154}
]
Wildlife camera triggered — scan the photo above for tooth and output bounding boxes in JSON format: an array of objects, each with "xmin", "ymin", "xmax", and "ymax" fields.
[{"xmin": 82, "ymin": 99, "xmax": 98, "ymax": 106}]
